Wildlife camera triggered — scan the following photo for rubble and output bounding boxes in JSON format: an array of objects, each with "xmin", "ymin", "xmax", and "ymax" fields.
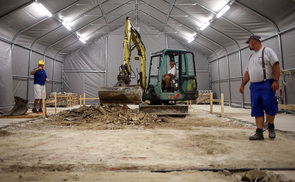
[{"xmin": 46, "ymin": 104, "xmax": 165, "ymax": 129}]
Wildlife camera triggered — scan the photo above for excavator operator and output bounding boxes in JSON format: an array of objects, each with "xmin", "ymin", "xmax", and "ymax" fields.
[{"xmin": 162, "ymin": 60, "xmax": 176, "ymax": 91}]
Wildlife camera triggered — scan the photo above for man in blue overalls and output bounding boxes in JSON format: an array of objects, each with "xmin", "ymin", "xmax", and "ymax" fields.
[
  {"xmin": 30, "ymin": 60, "xmax": 49, "ymax": 113},
  {"xmin": 239, "ymin": 35, "xmax": 280, "ymax": 140}
]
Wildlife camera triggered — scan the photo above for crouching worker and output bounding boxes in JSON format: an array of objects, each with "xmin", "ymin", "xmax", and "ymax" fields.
[
  {"xmin": 162, "ymin": 60, "xmax": 176, "ymax": 91},
  {"xmin": 30, "ymin": 60, "xmax": 49, "ymax": 113}
]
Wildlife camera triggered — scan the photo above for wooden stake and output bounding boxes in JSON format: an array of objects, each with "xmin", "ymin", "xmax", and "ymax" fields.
[
  {"xmin": 42, "ymin": 92, "xmax": 46, "ymax": 118},
  {"xmin": 80, "ymin": 95, "xmax": 82, "ymax": 107},
  {"xmin": 186, "ymin": 100, "xmax": 192, "ymax": 109},
  {"xmin": 221, "ymin": 93, "xmax": 224, "ymax": 117},
  {"xmin": 83, "ymin": 93, "xmax": 86, "ymax": 106},
  {"xmin": 210, "ymin": 92, "xmax": 213, "ymax": 114},
  {"xmin": 54, "ymin": 92, "xmax": 57, "ymax": 114}
]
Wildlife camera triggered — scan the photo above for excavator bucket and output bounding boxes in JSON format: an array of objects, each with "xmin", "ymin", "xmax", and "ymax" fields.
[
  {"xmin": 3, "ymin": 96, "xmax": 29, "ymax": 116},
  {"xmin": 98, "ymin": 86, "xmax": 143, "ymax": 104}
]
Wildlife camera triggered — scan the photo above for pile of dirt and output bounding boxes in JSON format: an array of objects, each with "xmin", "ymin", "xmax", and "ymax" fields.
[
  {"xmin": 42, "ymin": 104, "xmax": 249, "ymax": 131},
  {"xmin": 0, "ymin": 130, "xmax": 10, "ymax": 137},
  {"xmin": 46, "ymin": 104, "xmax": 166, "ymax": 129},
  {"xmin": 234, "ymin": 169, "xmax": 290, "ymax": 182}
]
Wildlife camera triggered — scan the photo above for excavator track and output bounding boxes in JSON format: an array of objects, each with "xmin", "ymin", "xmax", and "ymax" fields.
[{"xmin": 139, "ymin": 104, "xmax": 188, "ymax": 116}]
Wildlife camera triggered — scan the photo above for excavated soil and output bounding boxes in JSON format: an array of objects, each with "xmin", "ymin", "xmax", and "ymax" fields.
[
  {"xmin": 0, "ymin": 104, "xmax": 295, "ymax": 181},
  {"xmin": 45, "ymin": 104, "xmax": 163, "ymax": 130}
]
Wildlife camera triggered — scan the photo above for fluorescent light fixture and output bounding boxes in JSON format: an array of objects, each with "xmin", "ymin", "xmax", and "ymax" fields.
[
  {"xmin": 216, "ymin": 5, "xmax": 230, "ymax": 18},
  {"xmin": 62, "ymin": 21, "xmax": 72, "ymax": 31},
  {"xmin": 77, "ymin": 32, "xmax": 87, "ymax": 44},
  {"xmin": 200, "ymin": 22, "xmax": 210, "ymax": 31},
  {"xmin": 36, "ymin": 3, "xmax": 52, "ymax": 17},
  {"xmin": 187, "ymin": 37, "xmax": 195, "ymax": 43},
  {"xmin": 187, "ymin": 33, "xmax": 197, "ymax": 43},
  {"xmin": 79, "ymin": 37, "xmax": 86, "ymax": 44}
]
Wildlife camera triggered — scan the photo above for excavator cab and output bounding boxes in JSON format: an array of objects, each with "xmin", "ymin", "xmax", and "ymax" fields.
[{"xmin": 145, "ymin": 49, "xmax": 198, "ymax": 105}]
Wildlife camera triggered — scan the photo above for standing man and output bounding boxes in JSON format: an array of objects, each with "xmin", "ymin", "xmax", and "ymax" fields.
[
  {"xmin": 239, "ymin": 35, "xmax": 280, "ymax": 140},
  {"xmin": 162, "ymin": 60, "xmax": 176, "ymax": 90},
  {"xmin": 30, "ymin": 60, "xmax": 49, "ymax": 113}
]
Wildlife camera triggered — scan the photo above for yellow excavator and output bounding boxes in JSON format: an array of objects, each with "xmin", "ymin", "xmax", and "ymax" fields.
[
  {"xmin": 98, "ymin": 17, "xmax": 198, "ymax": 115},
  {"xmin": 98, "ymin": 17, "xmax": 146, "ymax": 105}
]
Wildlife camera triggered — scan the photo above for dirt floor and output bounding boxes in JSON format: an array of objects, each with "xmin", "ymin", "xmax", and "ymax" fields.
[{"xmin": 0, "ymin": 104, "xmax": 295, "ymax": 182}]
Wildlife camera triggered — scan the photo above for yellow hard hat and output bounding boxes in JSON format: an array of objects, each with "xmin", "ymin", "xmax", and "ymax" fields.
[{"xmin": 38, "ymin": 60, "xmax": 44, "ymax": 65}]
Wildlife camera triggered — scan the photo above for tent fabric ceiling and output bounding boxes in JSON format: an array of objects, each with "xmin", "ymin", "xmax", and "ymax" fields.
[{"xmin": 0, "ymin": 0, "xmax": 294, "ymax": 61}]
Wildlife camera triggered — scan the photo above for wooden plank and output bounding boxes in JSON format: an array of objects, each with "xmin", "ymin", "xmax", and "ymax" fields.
[
  {"xmin": 0, "ymin": 113, "xmax": 41, "ymax": 118},
  {"xmin": 47, "ymin": 93, "xmax": 79, "ymax": 107},
  {"xmin": 279, "ymin": 104, "xmax": 295, "ymax": 111},
  {"xmin": 197, "ymin": 96, "xmax": 210, "ymax": 104},
  {"xmin": 210, "ymin": 92, "xmax": 213, "ymax": 114},
  {"xmin": 54, "ymin": 92, "xmax": 57, "ymax": 114},
  {"xmin": 186, "ymin": 100, "xmax": 192, "ymax": 108},
  {"xmin": 46, "ymin": 97, "xmax": 65, "ymax": 104},
  {"xmin": 42, "ymin": 93, "xmax": 46, "ymax": 118},
  {"xmin": 221, "ymin": 93, "xmax": 224, "ymax": 117}
]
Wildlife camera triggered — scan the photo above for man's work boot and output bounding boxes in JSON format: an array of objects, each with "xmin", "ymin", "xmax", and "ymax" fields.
[
  {"xmin": 249, "ymin": 129, "xmax": 264, "ymax": 140},
  {"xmin": 32, "ymin": 108, "xmax": 38, "ymax": 113},
  {"xmin": 268, "ymin": 124, "xmax": 276, "ymax": 139},
  {"xmin": 39, "ymin": 108, "xmax": 43, "ymax": 113}
]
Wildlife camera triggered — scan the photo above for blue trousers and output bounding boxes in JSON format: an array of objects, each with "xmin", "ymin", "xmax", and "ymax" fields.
[{"xmin": 250, "ymin": 80, "xmax": 278, "ymax": 117}]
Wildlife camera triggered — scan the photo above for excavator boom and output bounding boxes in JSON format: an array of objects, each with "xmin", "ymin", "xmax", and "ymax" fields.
[{"xmin": 98, "ymin": 17, "xmax": 146, "ymax": 104}]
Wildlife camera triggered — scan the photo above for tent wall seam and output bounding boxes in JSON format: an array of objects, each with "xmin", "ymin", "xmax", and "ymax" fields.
[
  {"xmin": 0, "ymin": 1, "xmax": 34, "ymax": 19},
  {"xmin": 0, "ymin": 36, "xmax": 63, "ymax": 63},
  {"xmin": 209, "ymin": 26, "xmax": 295, "ymax": 63},
  {"xmin": 208, "ymin": 26, "xmax": 295, "ymax": 107},
  {"xmin": 12, "ymin": 1, "xmax": 80, "ymax": 44},
  {"xmin": 139, "ymin": 16, "xmax": 212, "ymax": 58},
  {"xmin": 166, "ymin": 0, "xmax": 242, "ymax": 53},
  {"xmin": 0, "ymin": 38, "xmax": 63, "ymax": 100},
  {"xmin": 140, "ymin": 3, "xmax": 224, "ymax": 58},
  {"xmin": 30, "ymin": 0, "xmax": 99, "ymax": 49},
  {"xmin": 190, "ymin": 0, "xmax": 253, "ymax": 36},
  {"xmin": 163, "ymin": 0, "xmax": 176, "ymax": 31},
  {"xmin": 43, "ymin": 1, "xmax": 133, "ymax": 55}
]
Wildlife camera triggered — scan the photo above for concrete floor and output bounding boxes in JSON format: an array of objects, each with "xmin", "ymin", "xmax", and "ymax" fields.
[
  {"xmin": 0, "ymin": 104, "xmax": 294, "ymax": 133},
  {"xmin": 194, "ymin": 104, "xmax": 295, "ymax": 132},
  {"xmin": 1, "ymin": 104, "xmax": 295, "ymax": 181}
]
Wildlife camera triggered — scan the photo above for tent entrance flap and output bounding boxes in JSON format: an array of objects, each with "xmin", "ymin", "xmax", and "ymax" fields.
[{"xmin": 98, "ymin": 86, "xmax": 143, "ymax": 104}]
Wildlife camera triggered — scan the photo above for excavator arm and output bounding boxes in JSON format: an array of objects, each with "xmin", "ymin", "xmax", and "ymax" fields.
[
  {"xmin": 117, "ymin": 17, "xmax": 146, "ymax": 89},
  {"xmin": 98, "ymin": 17, "xmax": 146, "ymax": 104},
  {"xmin": 130, "ymin": 22, "xmax": 146, "ymax": 90}
]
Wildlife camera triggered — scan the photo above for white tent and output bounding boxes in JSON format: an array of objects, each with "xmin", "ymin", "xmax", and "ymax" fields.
[{"xmin": 0, "ymin": 0, "xmax": 294, "ymax": 112}]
